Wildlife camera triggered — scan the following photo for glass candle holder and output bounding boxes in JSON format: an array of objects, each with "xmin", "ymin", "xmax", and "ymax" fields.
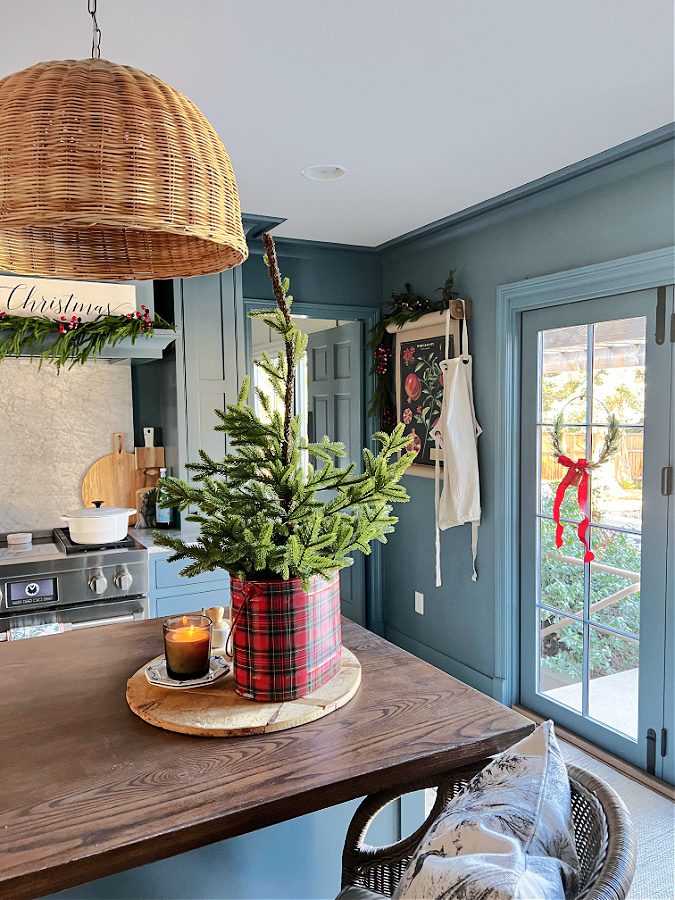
[{"xmin": 163, "ymin": 614, "xmax": 212, "ymax": 680}]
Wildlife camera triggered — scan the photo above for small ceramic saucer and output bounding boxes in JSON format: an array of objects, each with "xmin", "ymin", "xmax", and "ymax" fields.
[{"xmin": 145, "ymin": 655, "xmax": 230, "ymax": 689}]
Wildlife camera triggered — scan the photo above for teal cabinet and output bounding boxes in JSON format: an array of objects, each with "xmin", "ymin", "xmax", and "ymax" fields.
[
  {"xmin": 148, "ymin": 551, "xmax": 229, "ymax": 619},
  {"xmin": 155, "ymin": 557, "xmax": 226, "ymax": 591}
]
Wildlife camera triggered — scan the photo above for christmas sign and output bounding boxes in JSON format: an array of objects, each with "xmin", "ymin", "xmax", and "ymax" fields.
[{"xmin": 0, "ymin": 275, "xmax": 136, "ymax": 322}]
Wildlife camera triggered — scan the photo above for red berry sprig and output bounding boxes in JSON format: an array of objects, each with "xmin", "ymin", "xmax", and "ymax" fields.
[{"xmin": 373, "ymin": 344, "xmax": 391, "ymax": 375}]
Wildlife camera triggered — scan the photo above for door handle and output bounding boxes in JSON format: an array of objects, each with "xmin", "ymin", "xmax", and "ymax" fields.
[
  {"xmin": 646, "ymin": 728, "xmax": 657, "ymax": 775},
  {"xmin": 655, "ymin": 287, "xmax": 666, "ymax": 345}
]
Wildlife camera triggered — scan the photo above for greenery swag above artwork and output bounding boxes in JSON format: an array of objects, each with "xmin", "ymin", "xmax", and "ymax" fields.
[
  {"xmin": 368, "ymin": 270, "xmax": 457, "ymax": 427},
  {"xmin": 0, "ymin": 307, "xmax": 173, "ymax": 368},
  {"xmin": 154, "ymin": 233, "xmax": 416, "ymax": 583}
]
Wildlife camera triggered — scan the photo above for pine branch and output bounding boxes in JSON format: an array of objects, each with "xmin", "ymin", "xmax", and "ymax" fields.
[
  {"xmin": 262, "ymin": 233, "xmax": 294, "ymax": 469},
  {"xmin": 154, "ymin": 241, "xmax": 417, "ymax": 582}
]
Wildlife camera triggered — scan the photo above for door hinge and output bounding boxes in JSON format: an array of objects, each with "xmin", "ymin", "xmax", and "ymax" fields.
[
  {"xmin": 646, "ymin": 728, "xmax": 657, "ymax": 775},
  {"xmin": 662, "ymin": 466, "xmax": 673, "ymax": 497},
  {"xmin": 656, "ymin": 286, "xmax": 666, "ymax": 345},
  {"xmin": 661, "ymin": 728, "xmax": 668, "ymax": 758}
]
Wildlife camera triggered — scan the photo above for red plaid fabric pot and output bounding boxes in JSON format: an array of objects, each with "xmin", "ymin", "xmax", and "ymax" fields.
[{"xmin": 229, "ymin": 573, "xmax": 342, "ymax": 702}]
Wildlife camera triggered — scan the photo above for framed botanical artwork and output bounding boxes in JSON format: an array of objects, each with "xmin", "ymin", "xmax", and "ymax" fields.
[{"xmin": 388, "ymin": 310, "xmax": 463, "ymax": 478}]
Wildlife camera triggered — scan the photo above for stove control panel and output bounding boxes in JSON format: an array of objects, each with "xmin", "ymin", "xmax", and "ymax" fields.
[{"xmin": 6, "ymin": 578, "xmax": 58, "ymax": 609}]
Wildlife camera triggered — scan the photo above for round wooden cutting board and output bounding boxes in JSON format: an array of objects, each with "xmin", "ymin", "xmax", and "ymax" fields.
[
  {"xmin": 82, "ymin": 432, "xmax": 136, "ymax": 515},
  {"xmin": 126, "ymin": 647, "xmax": 361, "ymax": 737}
]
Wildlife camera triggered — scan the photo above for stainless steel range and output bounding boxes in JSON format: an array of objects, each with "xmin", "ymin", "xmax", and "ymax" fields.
[{"xmin": 0, "ymin": 529, "xmax": 149, "ymax": 641}]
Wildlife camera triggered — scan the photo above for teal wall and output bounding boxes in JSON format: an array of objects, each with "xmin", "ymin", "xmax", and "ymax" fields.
[
  {"xmin": 138, "ymin": 134, "xmax": 674, "ymax": 702},
  {"xmin": 243, "ymin": 238, "xmax": 382, "ymax": 308},
  {"xmin": 379, "ymin": 140, "xmax": 675, "ymax": 699}
]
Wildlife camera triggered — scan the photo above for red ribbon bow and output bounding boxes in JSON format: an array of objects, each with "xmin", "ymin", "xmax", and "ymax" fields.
[{"xmin": 553, "ymin": 456, "xmax": 594, "ymax": 563}]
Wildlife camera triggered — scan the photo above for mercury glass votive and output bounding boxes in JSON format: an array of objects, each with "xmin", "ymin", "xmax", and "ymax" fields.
[{"xmin": 163, "ymin": 614, "xmax": 212, "ymax": 680}]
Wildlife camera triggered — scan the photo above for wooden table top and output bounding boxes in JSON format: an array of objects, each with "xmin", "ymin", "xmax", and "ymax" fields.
[{"xmin": 0, "ymin": 618, "xmax": 532, "ymax": 899}]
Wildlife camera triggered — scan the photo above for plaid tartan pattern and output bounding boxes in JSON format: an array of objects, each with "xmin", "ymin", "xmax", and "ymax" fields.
[{"xmin": 229, "ymin": 573, "xmax": 342, "ymax": 702}]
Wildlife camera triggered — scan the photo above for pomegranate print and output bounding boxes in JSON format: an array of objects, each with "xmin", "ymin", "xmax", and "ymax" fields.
[
  {"xmin": 404, "ymin": 372, "xmax": 421, "ymax": 403},
  {"xmin": 407, "ymin": 429, "xmax": 421, "ymax": 454},
  {"xmin": 398, "ymin": 337, "xmax": 444, "ymax": 468}
]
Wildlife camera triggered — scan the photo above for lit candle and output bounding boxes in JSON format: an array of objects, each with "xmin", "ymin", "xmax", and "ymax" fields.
[{"xmin": 163, "ymin": 614, "xmax": 212, "ymax": 680}]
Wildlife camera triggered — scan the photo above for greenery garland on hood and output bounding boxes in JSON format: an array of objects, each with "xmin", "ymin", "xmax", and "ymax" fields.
[{"xmin": 0, "ymin": 307, "xmax": 173, "ymax": 369}]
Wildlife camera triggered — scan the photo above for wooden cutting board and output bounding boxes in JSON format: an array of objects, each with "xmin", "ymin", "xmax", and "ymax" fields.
[
  {"xmin": 126, "ymin": 647, "xmax": 361, "ymax": 737},
  {"xmin": 82, "ymin": 433, "xmax": 137, "ymax": 519},
  {"xmin": 134, "ymin": 447, "xmax": 165, "ymax": 491}
]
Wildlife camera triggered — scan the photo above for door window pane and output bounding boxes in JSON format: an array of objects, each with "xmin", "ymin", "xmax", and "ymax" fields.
[
  {"xmin": 538, "ymin": 612, "xmax": 583, "ymax": 713},
  {"xmin": 541, "ymin": 325, "xmax": 588, "ymax": 424},
  {"xmin": 533, "ymin": 313, "xmax": 646, "ymax": 748},
  {"xmin": 588, "ymin": 625, "xmax": 639, "ymax": 739},
  {"xmin": 539, "ymin": 519, "xmax": 584, "ymax": 616},
  {"xmin": 591, "ymin": 428, "xmax": 643, "ymax": 530},
  {"xmin": 590, "ymin": 529, "xmax": 641, "ymax": 637},
  {"xmin": 592, "ymin": 318, "xmax": 646, "ymax": 425}
]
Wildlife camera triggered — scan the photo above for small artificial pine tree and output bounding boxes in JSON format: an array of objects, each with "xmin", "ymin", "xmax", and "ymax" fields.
[{"xmin": 153, "ymin": 233, "xmax": 416, "ymax": 584}]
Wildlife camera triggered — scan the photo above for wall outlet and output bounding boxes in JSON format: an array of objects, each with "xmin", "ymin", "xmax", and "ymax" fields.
[{"xmin": 414, "ymin": 591, "xmax": 424, "ymax": 615}]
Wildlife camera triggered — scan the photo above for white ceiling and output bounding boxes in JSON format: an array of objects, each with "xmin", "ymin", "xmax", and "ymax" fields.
[{"xmin": 3, "ymin": 1, "xmax": 674, "ymax": 246}]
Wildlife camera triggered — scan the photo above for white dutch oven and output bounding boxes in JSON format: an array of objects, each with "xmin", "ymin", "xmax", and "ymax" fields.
[{"xmin": 62, "ymin": 505, "xmax": 135, "ymax": 544}]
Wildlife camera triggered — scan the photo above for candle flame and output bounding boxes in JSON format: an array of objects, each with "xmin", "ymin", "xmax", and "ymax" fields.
[{"xmin": 182, "ymin": 615, "xmax": 187, "ymax": 626}]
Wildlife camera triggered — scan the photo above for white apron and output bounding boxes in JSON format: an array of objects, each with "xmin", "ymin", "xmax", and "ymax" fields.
[{"xmin": 432, "ymin": 301, "xmax": 482, "ymax": 586}]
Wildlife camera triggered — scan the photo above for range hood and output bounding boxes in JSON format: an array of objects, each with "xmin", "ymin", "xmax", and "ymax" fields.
[{"xmin": 1, "ymin": 273, "xmax": 176, "ymax": 364}]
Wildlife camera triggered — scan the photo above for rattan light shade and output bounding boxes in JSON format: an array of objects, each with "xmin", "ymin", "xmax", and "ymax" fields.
[{"xmin": 0, "ymin": 58, "xmax": 248, "ymax": 280}]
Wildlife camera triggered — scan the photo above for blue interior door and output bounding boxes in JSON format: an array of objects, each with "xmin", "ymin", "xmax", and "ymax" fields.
[
  {"xmin": 520, "ymin": 288, "xmax": 673, "ymax": 780},
  {"xmin": 307, "ymin": 322, "xmax": 366, "ymax": 625}
]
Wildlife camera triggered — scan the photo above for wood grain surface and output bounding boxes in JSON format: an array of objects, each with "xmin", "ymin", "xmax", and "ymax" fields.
[
  {"xmin": 0, "ymin": 618, "xmax": 532, "ymax": 899},
  {"xmin": 81, "ymin": 432, "xmax": 136, "ymax": 518},
  {"xmin": 127, "ymin": 647, "xmax": 362, "ymax": 736}
]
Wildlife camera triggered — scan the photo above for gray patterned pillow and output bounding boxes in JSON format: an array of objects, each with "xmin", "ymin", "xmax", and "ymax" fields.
[{"xmin": 392, "ymin": 721, "xmax": 579, "ymax": 900}]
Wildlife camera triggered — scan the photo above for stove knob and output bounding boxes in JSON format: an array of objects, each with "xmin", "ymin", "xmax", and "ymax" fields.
[
  {"xmin": 89, "ymin": 574, "xmax": 108, "ymax": 595},
  {"xmin": 115, "ymin": 572, "xmax": 133, "ymax": 591}
]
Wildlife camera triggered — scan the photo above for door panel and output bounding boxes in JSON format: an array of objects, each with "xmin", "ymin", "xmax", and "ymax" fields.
[
  {"xmin": 520, "ymin": 289, "xmax": 672, "ymax": 778},
  {"xmin": 181, "ymin": 270, "xmax": 239, "ymax": 467},
  {"xmin": 307, "ymin": 322, "xmax": 366, "ymax": 625}
]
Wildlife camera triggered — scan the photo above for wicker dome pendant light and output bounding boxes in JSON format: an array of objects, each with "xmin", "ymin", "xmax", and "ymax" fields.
[{"xmin": 0, "ymin": 1, "xmax": 248, "ymax": 280}]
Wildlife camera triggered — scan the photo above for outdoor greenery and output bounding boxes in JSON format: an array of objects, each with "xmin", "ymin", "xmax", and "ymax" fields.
[
  {"xmin": 154, "ymin": 234, "xmax": 416, "ymax": 583},
  {"xmin": 540, "ymin": 516, "xmax": 640, "ymax": 683},
  {"xmin": 540, "ymin": 368, "xmax": 642, "ymax": 686}
]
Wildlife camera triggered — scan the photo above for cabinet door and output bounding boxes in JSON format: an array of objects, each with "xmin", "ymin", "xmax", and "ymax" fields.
[
  {"xmin": 181, "ymin": 268, "xmax": 241, "ymax": 469},
  {"xmin": 156, "ymin": 591, "xmax": 229, "ymax": 619},
  {"xmin": 154, "ymin": 557, "xmax": 228, "ymax": 591}
]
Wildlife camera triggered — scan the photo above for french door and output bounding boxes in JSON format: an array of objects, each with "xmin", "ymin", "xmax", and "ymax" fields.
[{"xmin": 520, "ymin": 287, "xmax": 674, "ymax": 779}]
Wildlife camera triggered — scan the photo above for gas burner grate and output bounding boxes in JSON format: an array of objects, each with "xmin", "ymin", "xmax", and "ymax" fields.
[{"xmin": 52, "ymin": 528, "xmax": 138, "ymax": 555}]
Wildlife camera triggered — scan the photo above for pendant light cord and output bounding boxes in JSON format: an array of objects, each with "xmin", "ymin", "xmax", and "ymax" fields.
[{"xmin": 88, "ymin": 0, "xmax": 102, "ymax": 59}]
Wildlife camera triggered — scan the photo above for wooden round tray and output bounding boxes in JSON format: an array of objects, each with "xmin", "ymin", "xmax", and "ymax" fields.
[{"xmin": 126, "ymin": 647, "xmax": 361, "ymax": 737}]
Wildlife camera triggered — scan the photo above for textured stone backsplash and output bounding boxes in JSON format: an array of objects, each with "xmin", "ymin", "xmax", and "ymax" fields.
[{"xmin": 0, "ymin": 358, "xmax": 134, "ymax": 533}]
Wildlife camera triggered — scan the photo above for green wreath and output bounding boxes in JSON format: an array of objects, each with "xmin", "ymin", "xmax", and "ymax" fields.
[{"xmin": 550, "ymin": 402, "xmax": 622, "ymax": 470}]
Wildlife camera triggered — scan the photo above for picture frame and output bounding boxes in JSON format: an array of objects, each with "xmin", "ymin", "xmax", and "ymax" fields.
[{"xmin": 388, "ymin": 308, "xmax": 464, "ymax": 478}]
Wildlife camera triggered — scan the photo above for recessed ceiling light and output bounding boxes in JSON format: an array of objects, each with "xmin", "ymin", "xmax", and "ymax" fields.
[{"xmin": 300, "ymin": 164, "xmax": 348, "ymax": 182}]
